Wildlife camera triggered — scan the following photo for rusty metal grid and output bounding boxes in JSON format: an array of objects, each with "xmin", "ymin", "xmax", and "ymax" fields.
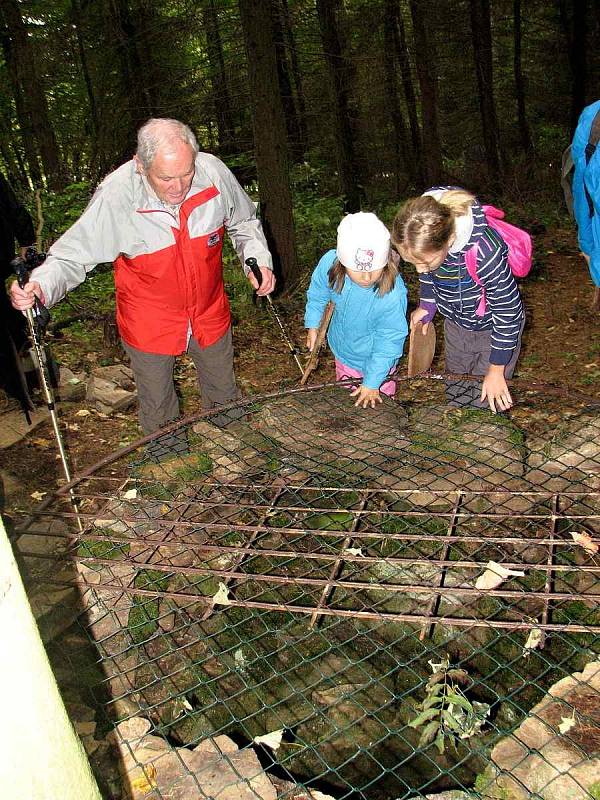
[{"xmin": 10, "ymin": 380, "xmax": 600, "ymax": 800}]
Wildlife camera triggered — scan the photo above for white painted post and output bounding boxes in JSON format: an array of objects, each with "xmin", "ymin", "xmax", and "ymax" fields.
[{"xmin": 0, "ymin": 517, "xmax": 103, "ymax": 800}]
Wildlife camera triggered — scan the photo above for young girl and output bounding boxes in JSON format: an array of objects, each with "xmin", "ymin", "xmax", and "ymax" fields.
[
  {"xmin": 305, "ymin": 211, "xmax": 408, "ymax": 408},
  {"xmin": 392, "ymin": 187, "xmax": 525, "ymax": 413}
]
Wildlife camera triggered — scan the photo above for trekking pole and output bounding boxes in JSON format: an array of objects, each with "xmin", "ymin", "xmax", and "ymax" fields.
[
  {"xmin": 245, "ymin": 258, "xmax": 304, "ymax": 375},
  {"xmin": 12, "ymin": 255, "xmax": 83, "ymax": 531}
]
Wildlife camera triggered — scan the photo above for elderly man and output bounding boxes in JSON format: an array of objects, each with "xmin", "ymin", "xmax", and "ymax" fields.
[{"xmin": 11, "ymin": 118, "xmax": 274, "ymax": 441}]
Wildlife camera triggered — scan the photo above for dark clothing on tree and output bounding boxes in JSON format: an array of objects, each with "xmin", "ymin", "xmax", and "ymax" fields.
[
  {"xmin": 0, "ymin": 174, "xmax": 35, "ymax": 405},
  {"xmin": 0, "ymin": 173, "xmax": 35, "ymax": 270}
]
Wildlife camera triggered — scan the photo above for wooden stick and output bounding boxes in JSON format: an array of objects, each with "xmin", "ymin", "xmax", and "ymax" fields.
[{"xmin": 300, "ymin": 301, "xmax": 334, "ymax": 385}]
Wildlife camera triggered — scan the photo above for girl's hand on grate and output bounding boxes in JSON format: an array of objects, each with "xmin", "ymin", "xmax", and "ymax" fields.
[{"xmin": 350, "ymin": 384, "xmax": 382, "ymax": 408}]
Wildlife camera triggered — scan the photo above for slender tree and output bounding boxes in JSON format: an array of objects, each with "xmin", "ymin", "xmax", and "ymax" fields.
[
  {"xmin": 238, "ymin": 0, "xmax": 298, "ymax": 285},
  {"xmin": 409, "ymin": 0, "xmax": 443, "ymax": 186},
  {"xmin": 385, "ymin": 0, "xmax": 421, "ymax": 188},
  {"xmin": 316, "ymin": 0, "xmax": 363, "ymax": 211},
  {"xmin": 469, "ymin": 0, "xmax": 502, "ymax": 187},
  {"xmin": 513, "ymin": 0, "xmax": 534, "ymax": 158},
  {"xmin": 382, "ymin": 1, "xmax": 412, "ymax": 193},
  {"xmin": 108, "ymin": 0, "xmax": 157, "ymax": 159},
  {"xmin": 201, "ymin": 0, "xmax": 237, "ymax": 157},
  {"xmin": 272, "ymin": 0, "xmax": 304, "ymax": 162},
  {"xmin": 280, "ymin": 0, "xmax": 308, "ymax": 157},
  {"xmin": 71, "ymin": 0, "xmax": 99, "ymax": 147}
]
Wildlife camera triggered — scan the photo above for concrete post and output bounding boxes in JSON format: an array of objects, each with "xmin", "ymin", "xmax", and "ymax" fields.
[{"xmin": 0, "ymin": 517, "xmax": 102, "ymax": 800}]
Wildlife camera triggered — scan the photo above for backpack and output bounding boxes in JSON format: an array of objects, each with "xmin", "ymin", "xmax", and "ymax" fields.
[
  {"xmin": 561, "ymin": 107, "xmax": 600, "ymax": 218},
  {"xmin": 464, "ymin": 205, "xmax": 532, "ymax": 317}
]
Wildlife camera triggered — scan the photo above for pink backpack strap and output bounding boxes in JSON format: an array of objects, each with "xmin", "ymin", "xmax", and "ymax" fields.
[{"xmin": 464, "ymin": 243, "xmax": 487, "ymax": 317}]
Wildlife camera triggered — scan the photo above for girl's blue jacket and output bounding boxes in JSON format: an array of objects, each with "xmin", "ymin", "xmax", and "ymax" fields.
[
  {"xmin": 572, "ymin": 99, "xmax": 600, "ymax": 287},
  {"xmin": 304, "ymin": 249, "xmax": 408, "ymax": 389}
]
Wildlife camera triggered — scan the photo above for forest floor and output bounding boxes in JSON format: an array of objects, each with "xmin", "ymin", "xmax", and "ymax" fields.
[{"xmin": 1, "ymin": 217, "xmax": 599, "ymax": 520}]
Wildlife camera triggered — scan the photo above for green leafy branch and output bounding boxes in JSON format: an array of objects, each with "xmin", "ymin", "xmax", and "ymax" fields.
[{"xmin": 409, "ymin": 655, "xmax": 490, "ymax": 754}]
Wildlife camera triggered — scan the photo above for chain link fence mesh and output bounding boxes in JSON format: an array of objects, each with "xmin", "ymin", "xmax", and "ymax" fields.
[{"xmin": 11, "ymin": 379, "xmax": 600, "ymax": 800}]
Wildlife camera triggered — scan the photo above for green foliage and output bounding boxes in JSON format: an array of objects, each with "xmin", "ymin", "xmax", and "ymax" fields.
[
  {"xmin": 34, "ymin": 182, "xmax": 93, "ymax": 246},
  {"xmin": 409, "ymin": 655, "xmax": 490, "ymax": 754}
]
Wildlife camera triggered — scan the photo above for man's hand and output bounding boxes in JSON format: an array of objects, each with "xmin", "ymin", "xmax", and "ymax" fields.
[
  {"xmin": 9, "ymin": 279, "xmax": 43, "ymax": 311},
  {"xmin": 410, "ymin": 306, "xmax": 430, "ymax": 334},
  {"xmin": 481, "ymin": 364, "xmax": 513, "ymax": 413},
  {"xmin": 306, "ymin": 328, "xmax": 318, "ymax": 352},
  {"xmin": 248, "ymin": 266, "xmax": 276, "ymax": 296},
  {"xmin": 350, "ymin": 384, "xmax": 382, "ymax": 408}
]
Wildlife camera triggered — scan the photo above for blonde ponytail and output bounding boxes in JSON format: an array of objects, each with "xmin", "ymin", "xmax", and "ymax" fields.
[{"xmin": 438, "ymin": 189, "xmax": 475, "ymax": 217}]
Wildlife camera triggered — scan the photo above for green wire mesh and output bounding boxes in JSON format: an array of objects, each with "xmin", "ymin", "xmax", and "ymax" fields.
[{"xmin": 12, "ymin": 380, "xmax": 600, "ymax": 800}]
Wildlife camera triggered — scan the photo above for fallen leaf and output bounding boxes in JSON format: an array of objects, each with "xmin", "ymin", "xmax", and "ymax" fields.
[
  {"xmin": 475, "ymin": 561, "xmax": 525, "ymax": 590},
  {"xmin": 75, "ymin": 409, "xmax": 91, "ymax": 417},
  {"xmin": 31, "ymin": 438, "xmax": 51, "ymax": 447},
  {"xmin": 30, "ymin": 491, "xmax": 47, "ymax": 501},
  {"xmin": 570, "ymin": 531, "xmax": 599, "ymax": 554},
  {"xmin": 213, "ymin": 582, "xmax": 231, "ymax": 606},
  {"xmin": 130, "ymin": 763, "xmax": 157, "ymax": 793},
  {"xmin": 523, "ymin": 627, "xmax": 545, "ymax": 655},
  {"xmin": 253, "ymin": 729, "xmax": 284, "ymax": 750},
  {"xmin": 123, "ymin": 488, "xmax": 137, "ymax": 500},
  {"xmin": 558, "ymin": 713, "xmax": 576, "ymax": 734},
  {"xmin": 346, "ymin": 547, "xmax": 363, "ymax": 557},
  {"xmin": 66, "ymin": 423, "xmax": 80, "ymax": 432}
]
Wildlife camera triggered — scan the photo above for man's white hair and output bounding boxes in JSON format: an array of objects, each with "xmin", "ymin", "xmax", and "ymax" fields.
[{"xmin": 136, "ymin": 118, "xmax": 199, "ymax": 168}]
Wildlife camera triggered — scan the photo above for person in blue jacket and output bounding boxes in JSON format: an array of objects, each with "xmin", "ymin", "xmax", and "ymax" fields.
[
  {"xmin": 304, "ymin": 211, "xmax": 408, "ymax": 408},
  {"xmin": 572, "ymin": 99, "xmax": 600, "ymax": 289}
]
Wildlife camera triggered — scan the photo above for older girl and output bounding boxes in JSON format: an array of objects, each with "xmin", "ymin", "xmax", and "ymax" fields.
[{"xmin": 392, "ymin": 188, "xmax": 525, "ymax": 413}]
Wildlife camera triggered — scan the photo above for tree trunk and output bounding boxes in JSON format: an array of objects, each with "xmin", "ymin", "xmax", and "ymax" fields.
[
  {"xmin": 316, "ymin": 0, "xmax": 363, "ymax": 211},
  {"xmin": 238, "ymin": 0, "xmax": 298, "ymax": 287},
  {"xmin": 201, "ymin": 0, "xmax": 237, "ymax": 157},
  {"xmin": 559, "ymin": 0, "xmax": 587, "ymax": 134},
  {"xmin": 0, "ymin": 31, "xmax": 41, "ymax": 187},
  {"xmin": 383, "ymin": 0, "xmax": 412, "ymax": 194},
  {"xmin": 0, "ymin": 0, "xmax": 65, "ymax": 189},
  {"xmin": 409, "ymin": 0, "xmax": 443, "ymax": 186},
  {"xmin": 513, "ymin": 0, "xmax": 534, "ymax": 158},
  {"xmin": 469, "ymin": 0, "xmax": 502, "ymax": 188}
]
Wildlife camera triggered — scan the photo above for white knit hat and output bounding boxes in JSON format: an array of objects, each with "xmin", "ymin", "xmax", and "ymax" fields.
[{"xmin": 336, "ymin": 212, "xmax": 391, "ymax": 272}]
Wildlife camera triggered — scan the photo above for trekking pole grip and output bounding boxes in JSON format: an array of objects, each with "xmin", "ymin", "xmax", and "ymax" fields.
[{"xmin": 245, "ymin": 257, "xmax": 263, "ymax": 288}]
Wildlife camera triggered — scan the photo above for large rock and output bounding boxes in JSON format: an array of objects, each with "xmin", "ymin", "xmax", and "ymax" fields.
[
  {"xmin": 86, "ymin": 364, "xmax": 136, "ymax": 413},
  {"xmin": 109, "ymin": 717, "xmax": 276, "ymax": 800},
  {"xmin": 478, "ymin": 660, "xmax": 600, "ymax": 799},
  {"xmin": 251, "ymin": 387, "xmax": 411, "ymax": 483}
]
